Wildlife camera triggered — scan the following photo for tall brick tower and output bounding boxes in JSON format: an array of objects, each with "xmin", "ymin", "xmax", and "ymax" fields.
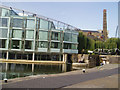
[{"xmin": 103, "ymin": 9, "xmax": 108, "ymax": 41}]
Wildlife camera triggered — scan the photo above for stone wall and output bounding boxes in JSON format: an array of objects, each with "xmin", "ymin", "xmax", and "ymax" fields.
[
  {"xmin": 72, "ymin": 54, "xmax": 100, "ymax": 68},
  {"xmin": 108, "ymin": 55, "xmax": 120, "ymax": 64}
]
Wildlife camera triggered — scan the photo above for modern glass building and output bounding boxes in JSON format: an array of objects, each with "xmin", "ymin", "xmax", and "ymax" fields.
[{"xmin": 0, "ymin": 5, "xmax": 79, "ymax": 62}]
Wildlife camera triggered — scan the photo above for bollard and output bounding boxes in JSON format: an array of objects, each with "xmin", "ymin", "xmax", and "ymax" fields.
[
  {"xmin": 4, "ymin": 78, "xmax": 7, "ymax": 83},
  {"xmin": 82, "ymin": 69, "xmax": 85, "ymax": 73}
]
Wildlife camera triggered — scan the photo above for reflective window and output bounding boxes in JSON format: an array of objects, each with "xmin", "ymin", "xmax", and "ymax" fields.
[
  {"xmin": 72, "ymin": 34, "xmax": 78, "ymax": 42},
  {"xmin": 40, "ymin": 19, "xmax": 48, "ymax": 30},
  {"xmin": 11, "ymin": 40, "xmax": 21, "ymax": 49},
  {"xmin": 12, "ymin": 18, "xmax": 23, "ymax": 28},
  {"xmin": 49, "ymin": 22, "xmax": 56, "ymax": 30},
  {"xmin": 0, "ymin": 8, "xmax": 2, "ymax": 16},
  {"xmin": 51, "ymin": 32, "xmax": 60, "ymax": 41},
  {"xmin": 39, "ymin": 30, "xmax": 48, "ymax": 40},
  {"xmin": 0, "ymin": 29, "xmax": 8, "ymax": 38},
  {"xmin": 27, "ymin": 19, "xmax": 35, "ymax": 29},
  {"xmin": 2, "ymin": 8, "xmax": 9, "ymax": 16},
  {"xmin": 25, "ymin": 41, "xmax": 33, "ymax": 49},
  {"xmin": 12, "ymin": 29, "xmax": 22, "ymax": 38},
  {"xmin": 0, "ymin": 18, "xmax": 8, "ymax": 27},
  {"xmin": 51, "ymin": 42, "xmax": 60, "ymax": 48},
  {"xmin": 64, "ymin": 33, "xmax": 72, "ymax": 42},
  {"xmin": 9, "ymin": 10, "xmax": 18, "ymax": 16},
  {"xmin": 38, "ymin": 41, "xmax": 48, "ymax": 48},
  {"xmin": 26, "ymin": 30, "xmax": 34, "ymax": 39},
  {"xmin": 72, "ymin": 44, "xmax": 77, "ymax": 49},
  {"xmin": 0, "ymin": 39, "xmax": 7, "ymax": 48},
  {"xmin": 64, "ymin": 43, "xmax": 71, "ymax": 49}
]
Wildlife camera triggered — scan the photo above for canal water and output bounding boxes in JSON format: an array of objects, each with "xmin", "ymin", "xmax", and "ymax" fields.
[{"xmin": 0, "ymin": 63, "xmax": 73, "ymax": 80}]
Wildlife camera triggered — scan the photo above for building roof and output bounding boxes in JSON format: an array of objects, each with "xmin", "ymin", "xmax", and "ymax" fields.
[{"xmin": 82, "ymin": 30, "xmax": 99, "ymax": 33}]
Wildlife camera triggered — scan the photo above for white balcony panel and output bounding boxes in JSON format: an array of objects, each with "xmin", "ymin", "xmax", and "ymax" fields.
[
  {"xmin": 38, "ymin": 48, "xmax": 47, "ymax": 52},
  {"xmin": 71, "ymin": 50, "xmax": 78, "ymax": 54},
  {"xmin": 51, "ymin": 48, "xmax": 60, "ymax": 53}
]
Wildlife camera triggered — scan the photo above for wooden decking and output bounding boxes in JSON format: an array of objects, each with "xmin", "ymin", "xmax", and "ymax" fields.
[{"xmin": 0, "ymin": 59, "xmax": 65, "ymax": 64}]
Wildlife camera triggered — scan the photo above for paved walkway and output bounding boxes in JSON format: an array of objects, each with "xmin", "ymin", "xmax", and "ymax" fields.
[
  {"xmin": 64, "ymin": 74, "xmax": 118, "ymax": 88},
  {"xmin": 2, "ymin": 64, "xmax": 119, "ymax": 88}
]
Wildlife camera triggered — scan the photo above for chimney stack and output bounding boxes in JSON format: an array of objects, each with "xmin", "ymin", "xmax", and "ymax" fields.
[{"xmin": 103, "ymin": 9, "xmax": 108, "ymax": 41}]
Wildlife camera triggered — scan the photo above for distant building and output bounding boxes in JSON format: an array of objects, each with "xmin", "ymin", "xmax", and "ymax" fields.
[
  {"xmin": 80, "ymin": 29, "xmax": 103, "ymax": 41},
  {"xmin": 80, "ymin": 9, "xmax": 108, "ymax": 41}
]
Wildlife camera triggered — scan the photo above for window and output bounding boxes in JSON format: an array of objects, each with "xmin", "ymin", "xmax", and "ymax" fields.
[
  {"xmin": 51, "ymin": 42, "xmax": 60, "ymax": 48},
  {"xmin": 38, "ymin": 41, "xmax": 48, "ymax": 48},
  {"xmin": 51, "ymin": 32, "xmax": 60, "ymax": 40},
  {"xmin": 0, "ymin": 29, "xmax": 8, "ymax": 38},
  {"xmin": 2, "ymin": 8, "xmax": 9, "ymax": 16},
  {"xmin": 0, "ymin": 8, "xmax": 2, "ymax": 16},
  {"xmin": 40, "ymin": 19, "xmax": 48, "ymax": 30},
  {"xmin": 12, "ymin": 29, "xmax": 22, "ymax": 38},
  {"xmin": 25, "ymin": 41, "xmax": 33, "ymax": 49},
  {"xmin": 64, "ymin": 33, "xmax": 72, "ymax": 42},
  {"xmin": 64, "ymin": 43, "xmax": 71, "ymax": 49},
  {"xmin": 0, "ymin": 18, "xmax": 8, "ymax": 27},
  {"xmin": 12, "ymin": 18, "xmax": 23, "ymax": 28},
  {"xmin": 72, "ymin": 44, "xmax": 77, "ymax": 49},
  {"xmin": 26, "ymin": 30, "xmax": 34, "ymax": 39},
  {"xmin": 0, "ymin": 39, "xmax": 7, "ymax": 48},
  {"xmin": 9, "ymin": 10, "xmax": 18, "ymax": 16},
  {"xmin": 27, "ymin": 19, "xmax": 35, "ymax": 29},
  {"xmin": 12, "ymin": 40, "xmax": 21, "ymax": 49},
  {"xmin": 39, "ymin": 31, "xmax": 48, "ymax": 40},
  {"xmin": 72, "ymin": 34, "xmax": 78, "ymax": 42},
  {"xmin": 49, "ymin": 22, "xmax": 56, "ymax": 30}
]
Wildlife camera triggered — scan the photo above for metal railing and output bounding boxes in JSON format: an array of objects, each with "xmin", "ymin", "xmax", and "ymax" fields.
[{"xmin": 0, "ymin": 4, "xmax": 80, "ymax": 31}]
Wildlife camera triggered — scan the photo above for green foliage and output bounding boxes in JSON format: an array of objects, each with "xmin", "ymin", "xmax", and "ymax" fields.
[
  {"xmin": 78, "ymin": 32, "xmax": 120, "ymax": 54},
  {"xmin": 78, "ymin": 32, "xmax": 95, "ymax": 54}
]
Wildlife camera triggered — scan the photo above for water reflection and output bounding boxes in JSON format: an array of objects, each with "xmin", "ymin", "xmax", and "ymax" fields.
[{"xmin": 0, "ymin": 63, "xmax": 72, "ymax": 80}]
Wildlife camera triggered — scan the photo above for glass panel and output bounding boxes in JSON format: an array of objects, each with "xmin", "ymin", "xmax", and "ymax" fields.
[
  {"xmin": 12, "ymin": 29, "xmax": 22, "ymax": 38},
  {"xmin": 25, "ymin": 41, "xmax": 33, "ymax": 49},
  {"xmin": 51, "ymin": 32, "xmax": 60, "ymax": 41},
  {"xmin": 38, "ymin": 41, "xmax": 48, "ymax": 48},
  {"xmin": 49, "ymin": 22, "xmax": 55, "ymax": 30},
  {"xmin": 12, "ymin": 18, "xmax": 23, "ymax": 28},
  {"xmin": 26, "ymin": 30, "xmax": 34, "ymax": 39},
  {"xmin": 0, "ymin": 8, "xmax": 2, "ymax": 16},
  {"xmin": 40, "ymin": 19, "xmax": 48, "ymax": 29},
  {"xmin": 51, "ymin": 42, "xmax": 60, "ymax": 48},
  {"xmin": 72, "ymin": 34, "xmax": 78, "ymax": 42},
  {"xmin": 72, "ymin": 44, "xmax": 77, "ymax": 49},
  {"xmin": 39, "ymin": 30, "xmax": 48, "ymax": 40},
  {"xmin": 61, "ymin": 33, "xmax": 63, "ymax": 41},
  {"xmin": 27, "ymin": 19, "xmax": 35, "ymax": 29},
  {"xmin": 11, "ymin": 40, "xmax": 21, "ymax": 49},
  {"xmin": 0, "ymin": 39, "xmax": 7, "ymax": 48},
  {"xmin": 64, "ymin": 43, "xmax": 71, "ymax": 49},
  {"xmin": 0, "ymin": 29, "xmax": 8, "ymax": 38},
  {"xmin": 9, "ymin": 10, "xmax": 18, "ymax": 16},
  {"xmin": 2, "ymin": 8, "xmax": 9, "ymax": 16},
  {"xmin": 64, "ymin": 33, "xmax": 72, "ymax": 42},
  {"xmin": 0, "ymin": 18, "xmax": 8, "ymax": 27}
]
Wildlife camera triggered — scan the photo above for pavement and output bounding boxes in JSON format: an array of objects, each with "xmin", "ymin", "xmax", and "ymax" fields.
[{"xmin": 1, "ymin": 64, "xmax": 119, "ymax": 89}]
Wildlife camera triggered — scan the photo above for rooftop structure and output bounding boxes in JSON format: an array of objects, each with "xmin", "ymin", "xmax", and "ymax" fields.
[
  {"xmin": 80, "ymin": 9, "xmax": 108, "ymax": 41},
  {"xmin": 103, "ymin": 9, "xmax": 108, "ymax": 40},
  {"xmin": 0, "ymin": 5, "xmax": 79, "ymax": 62}
]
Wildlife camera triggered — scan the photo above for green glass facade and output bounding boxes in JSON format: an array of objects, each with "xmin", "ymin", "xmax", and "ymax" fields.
[{"xmin": 0, "ymin": 6, "xmax": 78, "ymax": 61}]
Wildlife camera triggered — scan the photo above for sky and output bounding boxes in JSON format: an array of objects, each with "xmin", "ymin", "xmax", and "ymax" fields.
[{"xmin": 2, "ymin": 2, "xmax": 118, "ymax": 37}]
